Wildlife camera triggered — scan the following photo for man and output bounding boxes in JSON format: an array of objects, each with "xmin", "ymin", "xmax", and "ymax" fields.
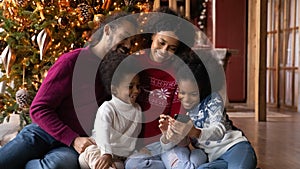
[{"xmin": 0, "ymin": 12, "xmax": 138, "ymax": 169}]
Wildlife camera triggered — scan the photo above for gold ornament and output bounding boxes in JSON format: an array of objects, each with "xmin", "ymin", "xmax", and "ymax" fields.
[
  {"xmin": 13, "ymin": 0, "xmax": 30, "ymax": 8},
  {"xmin": 2, "ymin": 0, "xmax": 17, "ymax": 19},
  {"xmin": 33, "ymin": 2, "xmax": 45, "ymax": 21},
  {"xmin": 58, "ymin": 0, "xmax": 70, "ymax": 10},
  {"xmin": 102, "ymin": 0, "xmax": 112, "ymax": 10},
  {"xmin": 93, "ymin": 14, "xmax": 105, "ymax": 29}
]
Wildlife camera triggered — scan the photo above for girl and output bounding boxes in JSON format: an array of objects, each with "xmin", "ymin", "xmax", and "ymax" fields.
[{"xmin": 161, "ymin": 51, "xmax": 257, "ymax": 169}]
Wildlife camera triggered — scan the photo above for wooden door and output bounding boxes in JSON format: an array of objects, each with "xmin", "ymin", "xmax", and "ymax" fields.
[{"xmin": 213, "ymin": 0, "xmax": 248, "ymax": 102}]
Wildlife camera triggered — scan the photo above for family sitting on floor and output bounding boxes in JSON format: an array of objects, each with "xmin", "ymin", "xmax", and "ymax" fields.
[{"xmin": 0, "ymin": 7, "xmax": 257, "ymax": 169}]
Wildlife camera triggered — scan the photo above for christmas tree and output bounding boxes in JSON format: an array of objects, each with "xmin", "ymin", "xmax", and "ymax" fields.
[{"xmin": 0, "ymin": 0, "xmax": 150, "ymax": 126}]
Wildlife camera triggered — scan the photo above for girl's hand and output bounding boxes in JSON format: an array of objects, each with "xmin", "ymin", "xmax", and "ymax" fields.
[
  {"xmin": 166, "ymin": 117, "xmax": 194, "ymax": 144},
  {"xmin": 158, "ymin": 114, "xmax": 170, "ymax": 135},
  {"xmin": 159, "ymin": 114, "xmax": 171, "ymax": 143},
  {"xmin": 168, "ymin": 117, "xmax": 194, "ymax": 136}
]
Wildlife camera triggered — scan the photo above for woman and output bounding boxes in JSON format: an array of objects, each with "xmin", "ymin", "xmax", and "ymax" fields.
[{"xmin": 125, "ymin": 7, "xmax": 197, "ymax": 169}]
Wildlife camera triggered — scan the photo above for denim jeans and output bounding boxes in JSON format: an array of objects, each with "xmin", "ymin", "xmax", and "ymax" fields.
[
  {"xmin": 0, "ymin": 123, "xmax": 79, "ymax": 169},
  {"xmin": 125, "ymin": 142, "xmax": 165, "ymax": 169},
  {"xmin": 125, "ymin": 142, "xmax": 207, "ymax": 169},
  {"xmin": 161, "ymin": 146, "xmax": 207, "ymax": 169},
  {"xmin": 197, "ymin": 141, "xmax": 257, "ymax": 169},
  {"xmin": 125, "ymin": 153, "xmax": 165, "ymax": 169}
]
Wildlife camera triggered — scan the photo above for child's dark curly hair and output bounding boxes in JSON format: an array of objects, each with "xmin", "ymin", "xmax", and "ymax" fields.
[
  {"xmin": 176, "ymin": 50, "xmax": 225, "ymax": 101},
  {"xmin": 176, "ymin": 53, "xmax": 211, "ymax": 101},
  {"xmin": 99, "ymin": 51, "xmax": 140, "ymax": 95}
]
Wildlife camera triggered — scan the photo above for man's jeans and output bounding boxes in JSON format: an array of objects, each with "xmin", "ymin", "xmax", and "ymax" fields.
[{"xmin": 0, "ymin": 123, "xmax": 79, "ymax": 169}]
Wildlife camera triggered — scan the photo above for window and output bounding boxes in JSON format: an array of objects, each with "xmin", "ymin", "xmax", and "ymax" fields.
[{"xmin": 267, "ymin": 0, "xmax": 299, "ymax": 110}]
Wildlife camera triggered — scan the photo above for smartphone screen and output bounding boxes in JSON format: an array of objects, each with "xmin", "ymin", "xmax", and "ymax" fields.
[{"xmin": 174, "ymin": 114, "xmax": 190, "ymax": 123}]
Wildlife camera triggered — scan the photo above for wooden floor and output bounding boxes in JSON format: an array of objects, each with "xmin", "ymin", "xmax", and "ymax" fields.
[{"xmin": 228, "ymin": 109, "xmax": 300, "ymax": 169}]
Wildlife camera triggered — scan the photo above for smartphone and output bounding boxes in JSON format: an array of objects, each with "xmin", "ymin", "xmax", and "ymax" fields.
[{"xmin": 174, "ymin": 114, "xmax": 190, "ymax": 123}]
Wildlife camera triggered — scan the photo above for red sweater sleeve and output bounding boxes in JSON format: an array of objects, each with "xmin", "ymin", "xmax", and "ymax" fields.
[{"xmin": 30, "ymin": 51, "xmax": 80, "ymax": 146}]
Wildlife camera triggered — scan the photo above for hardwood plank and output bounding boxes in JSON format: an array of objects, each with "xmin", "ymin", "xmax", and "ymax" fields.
[{"xmin": 230, "ymin": 110, "xmax": 300, "ymax": 169}]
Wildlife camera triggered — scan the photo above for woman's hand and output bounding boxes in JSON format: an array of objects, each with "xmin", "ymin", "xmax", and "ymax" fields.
[{"xmin": 72, "ymin": 137, "xmax": 96, "ymax": 154}]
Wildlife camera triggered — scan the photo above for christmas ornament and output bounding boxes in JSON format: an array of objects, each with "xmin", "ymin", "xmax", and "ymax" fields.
[
  {"xmin": 13, "ymin": 0, "xmax": 29, "ymax": 8},
  {"xmin": 58, "ymin": 16, "xmax": 69, "ymax": 29},
  {"xmin": 76, "ymin": 3, "xmax": 94, "ymax": 24},
  {"xmin": 1, "ymin": 0, "xmax": 17, "ymax": 19},
  {"xmin": 102, "ymin": 0, "xmax": 112, "ymax": 10},
  {"xmin": 93, "ymin": 14, "xmax": 105, "ymax": 28},
  {"xmin": 37, "ymin": 28, "xmax": 51, "ymax": 60},
  {"xmin": 15, "ymin": 89, "xmax": 29, "ymax": 108},
  {"xmin": 0, "ymin": 46, "xmax": 16, "ymax": 76},
  {"xmin": 33, "ymin": 2, "xmax": 45, "ymax": 20},
  {"xmin": 58, "ymin": 0, "xmax": 70, "ymax": 10},
  {"xmin": 31, "ymin": 31, "xmax": 37, "ymax": 47}
]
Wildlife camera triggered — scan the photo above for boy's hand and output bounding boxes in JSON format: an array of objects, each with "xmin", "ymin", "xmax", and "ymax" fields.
[
  {"xmin": 139, "ymin": 147, "xmax": 152, "ymax": 155},
  {"xmin": 94, "ymin": 154, "xmax": 114, "ymax": 169}
]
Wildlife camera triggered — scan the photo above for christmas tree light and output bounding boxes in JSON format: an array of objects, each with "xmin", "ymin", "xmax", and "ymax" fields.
[{"xmin": 0, "ymin": 0, "xmax": 149, "ymax": 125}]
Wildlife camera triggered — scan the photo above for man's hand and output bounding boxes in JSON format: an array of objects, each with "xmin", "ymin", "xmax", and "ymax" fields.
[
  {"xmin": 94, "ymin": 154, "xmax": 115, "ymax": 169},
  {"xmin": 72, "ymin": 137, "xmax": 96, "ymax": 154}
]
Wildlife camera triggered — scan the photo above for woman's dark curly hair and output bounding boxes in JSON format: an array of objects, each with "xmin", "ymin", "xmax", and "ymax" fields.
[{"xmin": 140, "ymin": 7, "xmax": 196, "ymax": 54}]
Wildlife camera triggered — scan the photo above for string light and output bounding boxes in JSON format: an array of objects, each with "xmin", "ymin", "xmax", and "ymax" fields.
[
  {"xmin": 0, "ymin": 0, "xmax": 151, "ymax": 120},
  {"xmin": 197, "ymin": 0, "xmax": 208, "ymax": 31}
]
